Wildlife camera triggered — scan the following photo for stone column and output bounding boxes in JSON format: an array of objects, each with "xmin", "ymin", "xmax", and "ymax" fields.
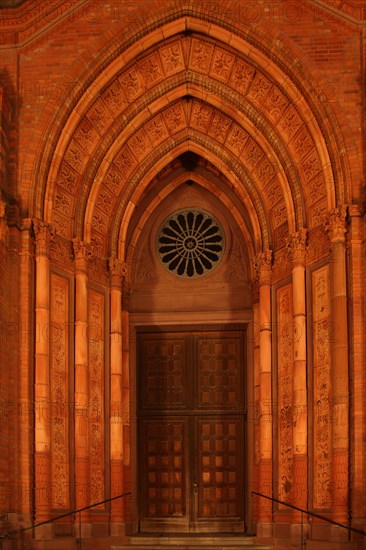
[
  {"xmin": 347, "ymin": 205, "xmax": 366, "ymax": 532},
  {"xmin": 286, "ymin": 229, "xmax": 308, "ymax": 522},
  {"xmin": 325, "ymin": 207, "xmax": 349, "ymax": 529},
  {"xmin": 122, "ymin": 280, "xmax": 131, "ymax": 523},
  {"xmin": 73, "ymin": 239, "xmax": 92, "ymax": 526},
  {"xmin": 108, "ymin": 256, "xmax": 126, "ymax": 532},
  {"xmin": 251, "ymin": 278, "xmax": 260, "ymax": 525},
  {"xmin": 254, "ymin": 249, "xmax": 273, "ymax": 534},
  {"xmin": 34, "ymin": 220, "xmax": 55, "ymax": 524}
]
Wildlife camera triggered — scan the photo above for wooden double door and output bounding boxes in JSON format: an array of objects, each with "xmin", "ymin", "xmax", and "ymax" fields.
[{"xmin": 138, "ymin": 328, "xmax": 246, "ymax": 533}]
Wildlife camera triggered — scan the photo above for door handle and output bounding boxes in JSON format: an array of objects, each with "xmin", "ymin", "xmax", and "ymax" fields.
[{"xmin": 193, "ymin": 481, "xmax": 198, "ymax": 493}]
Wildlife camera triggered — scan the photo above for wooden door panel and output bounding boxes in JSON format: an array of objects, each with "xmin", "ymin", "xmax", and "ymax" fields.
[
  {"xmin": 140, "ymin": 417, "xmax": 188, "ymax": 529},
  {"xmin": 138, "ymin": 329, "xmax": 245, "ymax": 533},
  {"xmin": 140, "ymin": 335, "xmax": 188, "ymax": 411},
  {"xmin": 195, "ymin": 417, "xmax": 244, "ymax": 521},
  {"xmin": 195, "ymin": 334, "xmax": 243, "ymax": 410}
]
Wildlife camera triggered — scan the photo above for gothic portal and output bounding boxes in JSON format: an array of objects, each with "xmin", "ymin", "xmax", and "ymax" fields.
[{"xmin": 0, "ymin": 1, "xmax": 365, "ymax": 549}]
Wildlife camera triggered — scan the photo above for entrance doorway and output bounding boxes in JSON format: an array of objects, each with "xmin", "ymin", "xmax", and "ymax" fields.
[{"xmin": 137, "ymin": 327, "xmax": 246, "ymax": 533}]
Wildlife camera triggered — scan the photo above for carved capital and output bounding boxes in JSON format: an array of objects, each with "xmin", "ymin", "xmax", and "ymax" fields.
[
  {"xmin": 108, "ymin": 256, "xmax": 127, "ymax": 285},
  {"xmin": 253, "ymin": 248, "xmax": 272, "ymax": 284},
  {"xmin": 324, "ymin": 206, "xmax": 347, "ymax": 244},
  {"xmin": 33, "ymin": 220, "xmax": 55, "ymax": 257},
  {"xmin": 72, "ymin": 239, "xmax": 93, "ymax": 270},
  {"xmin": 286, "ymin": 228, "xmax": 307, "ymax": 266}
]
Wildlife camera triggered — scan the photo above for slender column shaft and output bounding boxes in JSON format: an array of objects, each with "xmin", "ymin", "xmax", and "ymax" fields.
[
  {"xmin": 109, "ymin": 257, "xmax": 126, "ymax": 525},
  {"xmin": 326, "ymin": 208, "xmax": 349, "ymax": 526},
  {"xmin": 73, "ymin": 240, "xmax": 91, "ymax": 519},
  {"xmin": 34, "ymin": 220, "xmax": 54, "ymax": 522},
  {"xmin": 122, "ymin": 282, "xmax": 131, "ymax": 522},
  {"xmin": 255, "ymin": 250, "xmax": 273, "ymax": 527},
  {"xmin": 251, "ymin": 279, "xmax": 260, "ymax": 524},
  {"xmin": 287, "ymin": 229, "xmax": 308, "ymax": 518}
]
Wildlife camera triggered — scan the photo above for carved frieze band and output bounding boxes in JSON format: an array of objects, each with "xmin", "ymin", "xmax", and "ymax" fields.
[
  {"xmin": 50, "ymin": 273, "xmax": 70, "ymax": 508},
  {"xmin": 312, "ymin": 265, "xmax": 332, "ymax": 509},
  {"xmin": 88, "ymin": 290, "xmax": 105, "ymax": 506},
  {"xmin": 277, "ymin": 283, "xmax": 294, "ymax": 505}
]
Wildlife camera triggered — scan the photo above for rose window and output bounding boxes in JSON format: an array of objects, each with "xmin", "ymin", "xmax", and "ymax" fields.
[{"xmin": 157, "ymin": 209, "xmax": 224, "ymax": 278}]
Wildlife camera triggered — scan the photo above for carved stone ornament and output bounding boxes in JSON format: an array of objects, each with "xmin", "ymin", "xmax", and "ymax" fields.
[
  {"xmin": 324, "ymin": 206, "xmax": 347, "ymax": 244},
  {"xmin": 253, "ymin": 248, "xmax": 272, "ymax": 282},
  {"xmin": 33, "ymin": 220, "xmax": 56, "ymax": 256},
  {"xmin": 72, "ymin": 239, "xmax": 93, "ymax": 268},
  {"xmin": 286, "ymin": 228, "xmax": 307, "ymax": 266},
  {"xmin": 108, "ymin": 256, "xmax": 127, "ymax": 281}
]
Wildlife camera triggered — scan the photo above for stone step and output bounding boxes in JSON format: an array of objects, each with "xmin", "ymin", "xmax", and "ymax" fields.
[{"xmin": 111, "ymin": 534, "xmax": 273, "ymax": 549}]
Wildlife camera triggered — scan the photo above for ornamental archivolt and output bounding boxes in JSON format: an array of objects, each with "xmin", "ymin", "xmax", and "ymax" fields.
[{"xmin": 157, "ymin": 209, "xmax": 225, "ymax": 278}]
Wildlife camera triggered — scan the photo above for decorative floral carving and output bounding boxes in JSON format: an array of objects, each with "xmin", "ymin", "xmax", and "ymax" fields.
[
  {"xmin": 256, "ymin": 159, "xmax": 275, "ymax": 187},
  {"xmin": 224, "ymin": 243, "xmax": 246, "ymax": 281},
  {"xmin": 72, "ymin": 239, "xmax": 93, "ymax": 266},
  {"xmin": 114, "ymin": 147, "xmax": 136, "ymax": 178},
  {"xmin": 312, "ymin": 266, "xmax": 331, "ymax": 508},
  {"xmin": 128, "ymin": 129, "xmax": 149, "ymax": 160},
  {"xmin": 277, "ymin": 284, "xmax": 294, "ymax": 504},
  {"xmin": 139, "ymin": 53, "xmax": 163, "ymax": 86},
  {"xmin": 230, "ymin": 59, "xmax": 255, "ymax": 93},
  {"xmin": 108, "ymin": 255, "xmax": 127, "ymax": 280},
  {"xmin": 33, "ymin": 220, "xmax": 55, "ymax": 256},
  {"xmin": 145, "ymin": 115, "xmax": 168, "ymax": 144},
  {"xmin": 208, "ymin": 112, "xmax": 231, "ymax": 142},
  {"xmin": 290, "ymin": 128, "xmax": 314, "ymax": 160},
  {"xmin": 247, "ymin": 73, "xmax": 271, "ymax": 104},
  {"xmin": 190, "ymin": 39, "xmax": 213, "ymax": 73},
  {"xmin": 301, "ymin": 151, "xmax": 321, "ymax": 183},
  {"xmin": 119, "ymin": 67, "xmax": 143, "ymax": 102},
  {"xmin": 210, "ymin": 48, "xmax": 234, "ymax": 81},
  {"xmin": 104, "ymin": 166, "xmax": 122, "ymax": 195},
  {"xmin": 278, "ymin": 105, "xmax": 302, "ymax": 141},
  {"xmin": 265, "ymin": 86, "xmax": 288, "ymax": 122},
  {"xmin": 225, "ymin": 124, "xmax": 249, "ymax": 155},
  {"xmin": 191, "ymin": 102, "xmax": 212, "ymax": 131},
  {"xmin": 135, "ymin": 252, "xmax": 158, "ymax": 283},
  {"xmin": 50, "ymin": 274, "xmax": 69, "ymax": 508},
  {"xmin": 56, "ymin": 163, "xmax": 78, "ymax": 194},
  {"xmin": 271, "ymin": 203, "xmax": 287, "ymax": 229},
  {"xmin": 74, "ymin": 118, "xmax": 98, "ymax": 153},
  {"xmin": 253, "ymin": 248, "xmax": 272, "ymax": 281},
  {"xmin": 160, "ymin": 42, "xmax": 184, "ymax": 74},
  {"xmin": 96, "ymin": 188, "xmax": 114, "ymax": 212},
  {"xmin": 286, "ymin": 228, "xmax": 307, "ymax": 266},
  {"xmin": 88, "ymin": 291, "xmax": 105, "ymax": 506},
  {"xmin": 54, "ymin": 190, "xmax": 72, "ymax": 213},
  {"xmin": 102, "ymin": 79, "xmax": 127, "ymax": 114},
  {"xmin": 242, "ymin": 139, "xmax": 263, "ymax": 168},
  {"xmin": 324, "ymin": 206, "xmax": 347, "ymax": 243},
  {"xmin": 64, "ymin": 141, "xmax": 86, "ymax": 174},
  {"xmin": 163, "ymin": 104, "xmax": 186, "ymax": 133}
]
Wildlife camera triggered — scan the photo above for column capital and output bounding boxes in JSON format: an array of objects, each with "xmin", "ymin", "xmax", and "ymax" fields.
[
  {"xmin": 253, "ymin": 248, "xmax": 272, "ymax": 284},
  {"xmin": 72, "ymin": 239, "xmax": 93, "ymax": 271},
  {"xmin": 324, "ymin": 206, "xmax": 347, "ymax": 244},
  {"xmin": 286, "ymin": 228, "xmax": 307, "ymax": 266},
  {"xmin": 33, "ymin": 219, "xmax": 55, "ymax": 257},
  {"xmin": 108, "ymin": 255, "xmax": 127, "ymax": 286}
]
